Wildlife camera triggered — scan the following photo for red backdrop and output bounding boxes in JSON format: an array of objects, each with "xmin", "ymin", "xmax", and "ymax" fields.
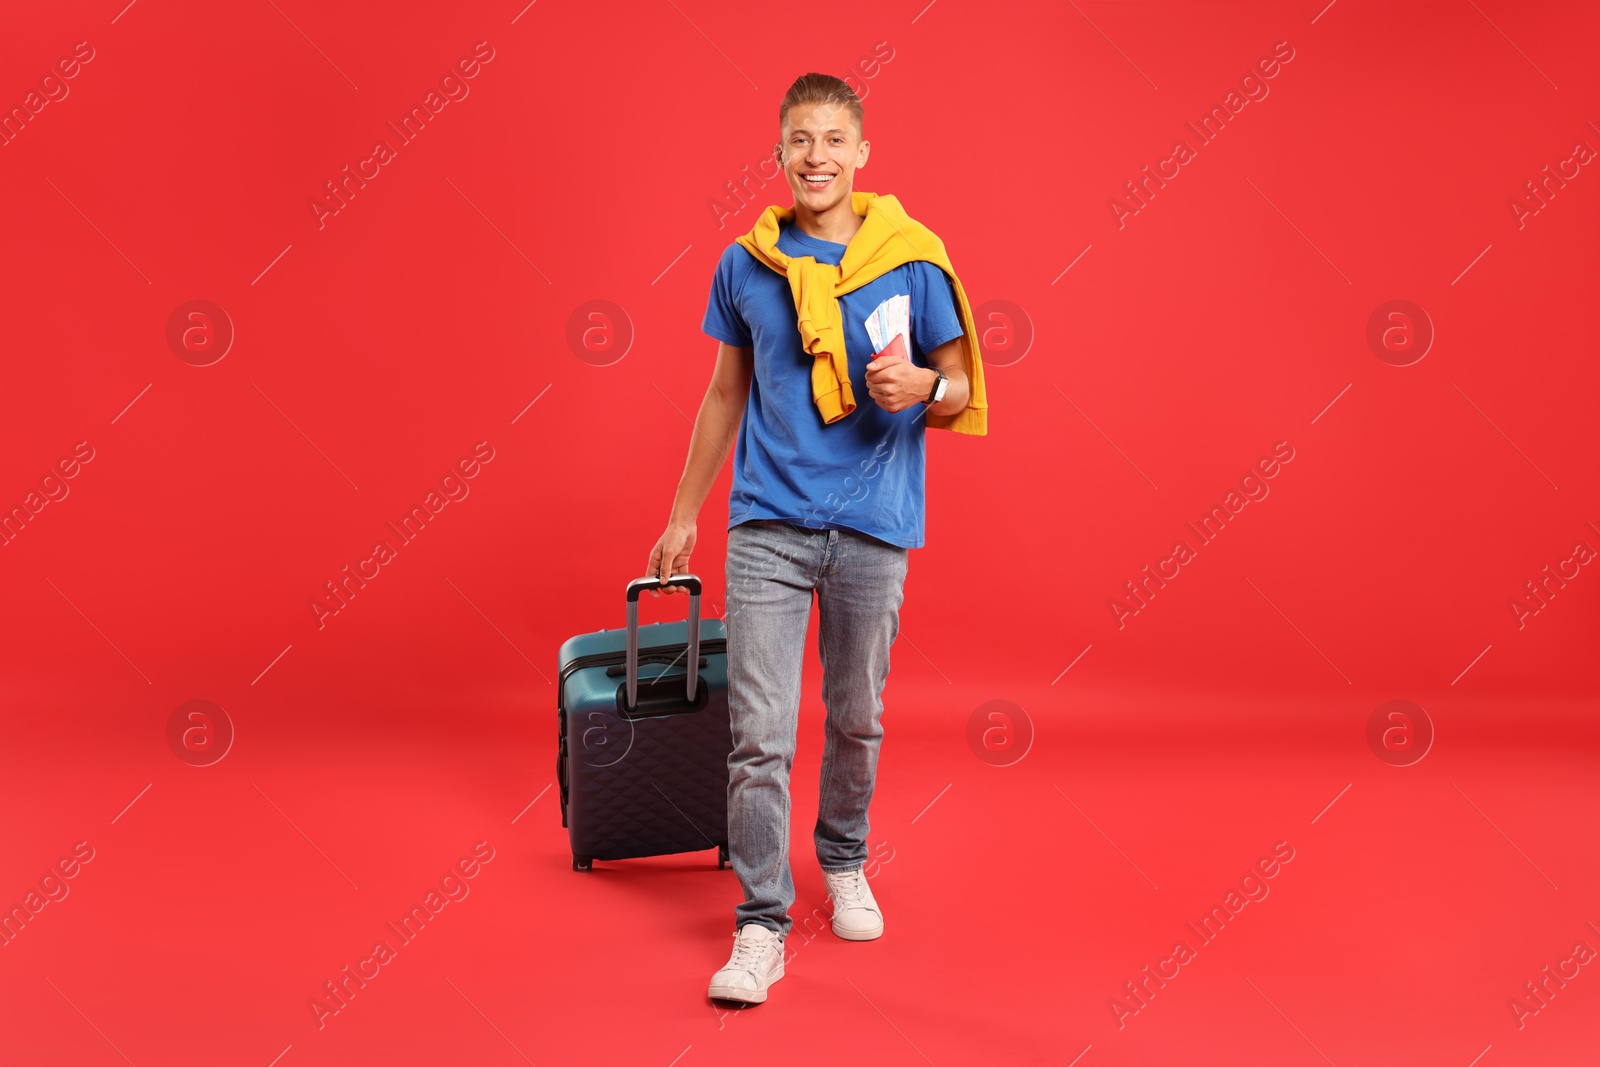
[{"xmin": 2, "ymin": 2, "xmax": 1596, "ymax": 1065}]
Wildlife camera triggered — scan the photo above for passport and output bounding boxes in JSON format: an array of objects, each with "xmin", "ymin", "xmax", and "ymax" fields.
[{"xmin": 870, "ymin": 331, "xmax": 908, "ymax": 364}]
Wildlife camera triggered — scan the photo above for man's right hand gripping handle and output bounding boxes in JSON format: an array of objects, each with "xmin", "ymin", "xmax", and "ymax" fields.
[{"xmin": 645, "ymin": 520, "xmax": 698, "ymax": 598}]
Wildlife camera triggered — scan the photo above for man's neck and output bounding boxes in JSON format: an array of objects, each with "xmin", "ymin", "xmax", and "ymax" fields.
[{"xmin": 792, "ymin": 198, "xmax": 863, "ymax": 245}]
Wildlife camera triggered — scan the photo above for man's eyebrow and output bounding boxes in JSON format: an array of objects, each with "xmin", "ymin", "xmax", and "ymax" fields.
[{"xmin": 790, "ymin": 127, "xmax": 847, "ymax": 136}]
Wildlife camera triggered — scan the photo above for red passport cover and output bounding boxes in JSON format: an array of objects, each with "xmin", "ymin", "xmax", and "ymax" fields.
[{"xmin": 872, "ymin": 332, "xmax": 908, "ymax": 363}]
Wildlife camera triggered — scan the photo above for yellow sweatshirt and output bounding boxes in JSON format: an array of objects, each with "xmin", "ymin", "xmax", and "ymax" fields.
[{"xmin": 733, "ymin": 190, "xmax": 988, "ymax": 436}]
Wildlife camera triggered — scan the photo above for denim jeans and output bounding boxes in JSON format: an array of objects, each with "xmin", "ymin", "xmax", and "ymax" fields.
[{"xmin": 723, "ymin": 518, "xmax": 909, "ymax": 938}]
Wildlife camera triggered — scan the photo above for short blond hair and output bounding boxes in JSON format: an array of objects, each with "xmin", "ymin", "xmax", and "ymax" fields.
[{"xmin": 778, "ymin": 72, "xmax": 863, "ymax": 142}]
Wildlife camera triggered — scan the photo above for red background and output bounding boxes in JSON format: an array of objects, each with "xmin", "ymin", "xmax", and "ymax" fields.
[{"xmin": 2, "ymin": 1, "xmax": 1597, "ymax": 1064}]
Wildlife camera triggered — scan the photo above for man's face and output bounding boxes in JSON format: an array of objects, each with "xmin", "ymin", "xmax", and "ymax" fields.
[{"xmin": 776, "ymin": 102, "xmax": 868, "ymax": 211}]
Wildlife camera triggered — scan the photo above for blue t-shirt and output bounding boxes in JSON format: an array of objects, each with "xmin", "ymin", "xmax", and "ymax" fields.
[{"xmin": 701, "ymin": 221, "xmax": 964, "ymax": 550}]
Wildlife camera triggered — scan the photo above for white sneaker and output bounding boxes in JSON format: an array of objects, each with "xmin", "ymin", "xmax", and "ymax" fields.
[
  {"xmin": 823, "ymin": 866, "xmax": 884, "ymax": 940},
  {"xmin": 707, "ymin": 924, "xmax": 785, "ymax": 1003}
]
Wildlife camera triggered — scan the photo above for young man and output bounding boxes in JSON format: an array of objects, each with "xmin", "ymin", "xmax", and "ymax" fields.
[{"xmin": 645, "ymin": 72, "xmax": 988, "ymax": 1005}]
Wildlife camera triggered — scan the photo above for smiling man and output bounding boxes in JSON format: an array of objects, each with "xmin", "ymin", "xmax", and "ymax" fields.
[{"xmin": 646, "ymin": 72, "xmax": 988, "ymax": 1006}]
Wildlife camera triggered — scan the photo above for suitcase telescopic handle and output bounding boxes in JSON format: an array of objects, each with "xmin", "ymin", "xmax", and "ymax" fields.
[{"xmin": 623, "ymin": 574, "xmax": 701, "ymax": 711}]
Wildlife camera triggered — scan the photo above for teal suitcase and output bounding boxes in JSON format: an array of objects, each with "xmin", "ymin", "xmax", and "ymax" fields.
[{"xmin": 556, "ymin": 574, "xmax": 733, "ymax": 871}]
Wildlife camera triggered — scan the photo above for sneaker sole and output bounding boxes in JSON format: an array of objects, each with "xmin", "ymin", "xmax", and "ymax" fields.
[
  {"xmin": 832, "ymin": 919, "xmax": 884, "ymax": 941},
  {"xmin": 708, "ymin": 962, "xmax": 784, "ymax": 1003}
]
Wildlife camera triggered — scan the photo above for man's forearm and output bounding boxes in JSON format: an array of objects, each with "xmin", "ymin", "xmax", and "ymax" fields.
[
  {"xmin": 920, "ymin": 364, "xmax": 971, "ymax": 418},
  {"xmin": 916, "ymin": 336, "xmax": 971, "ymax": 418},
  {"xmin": 669, "ymin": 385, "xmax": 744, "ymax": 525}
]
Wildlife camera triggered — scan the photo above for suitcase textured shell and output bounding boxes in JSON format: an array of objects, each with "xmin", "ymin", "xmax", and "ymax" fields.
[{"xmin": 557, "ymin": 617, "xmax": 731, "ymax": 867}]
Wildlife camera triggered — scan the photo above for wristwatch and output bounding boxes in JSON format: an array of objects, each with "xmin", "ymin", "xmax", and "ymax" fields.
[{"xmin": 923, "ymin": 367, "xmax": 949, "ymax": 405}]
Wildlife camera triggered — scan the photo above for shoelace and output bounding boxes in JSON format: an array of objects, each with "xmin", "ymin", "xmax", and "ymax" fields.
[
  {"xmin": 729, "ymin": 930, "xmax": 775, "ymax": 969},
  {"xmin": 828, "ymin": 872, "xmax": 869, "ymax": 909}
]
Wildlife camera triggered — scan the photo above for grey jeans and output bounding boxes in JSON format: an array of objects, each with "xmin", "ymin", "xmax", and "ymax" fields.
[{"xmin": 723, "ymin": 518, "xmax": 909, "ymax": 938}]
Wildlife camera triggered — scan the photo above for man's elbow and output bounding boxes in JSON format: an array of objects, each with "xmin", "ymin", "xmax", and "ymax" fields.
[{"xmin": 709, "ymin": 343, "xmax": 753, "ymax": 401}]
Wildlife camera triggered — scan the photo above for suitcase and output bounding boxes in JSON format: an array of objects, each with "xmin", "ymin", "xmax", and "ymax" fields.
[{"xmin": 556, "ymin": 573, "xmax": 733, "ymax": 872}]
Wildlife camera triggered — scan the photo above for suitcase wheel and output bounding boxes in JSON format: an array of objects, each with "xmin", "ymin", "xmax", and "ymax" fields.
[{"xmin": 573, "ymin": 854, "xmax": 593, "ymax": 872}]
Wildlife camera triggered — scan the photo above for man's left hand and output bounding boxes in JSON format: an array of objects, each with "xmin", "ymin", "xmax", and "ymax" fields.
[{"xmin": 864, "ymin": 357, "xmax": 935, "ymax": 414}]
